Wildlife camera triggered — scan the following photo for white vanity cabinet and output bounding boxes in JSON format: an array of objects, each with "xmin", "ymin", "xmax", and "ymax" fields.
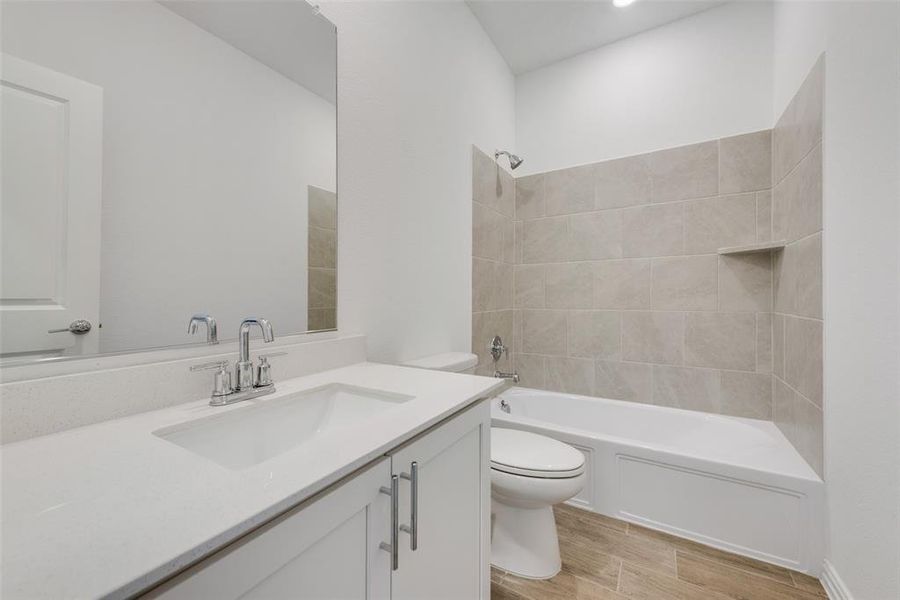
[{"xmin": 144, "ymin": 400, "xmax": 490, "ymax": 600}]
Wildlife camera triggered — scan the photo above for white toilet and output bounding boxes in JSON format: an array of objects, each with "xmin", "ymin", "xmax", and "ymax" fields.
[
  {"xmin": 401, "ymin": 353, "xmax": 585, "ymax": 579},
  {"xmin": 490, "ymin": 428, "xmax": 586, "ymax": 579}
]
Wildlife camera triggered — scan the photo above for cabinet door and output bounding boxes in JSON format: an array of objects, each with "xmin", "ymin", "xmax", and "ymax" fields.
[
  {"xmin": 390, "ymin": 401, "xmax": 491, "ymax": 600},
  {"xmin": 144, "ymin": 458, "xmax": 391, "ymax": 600}
]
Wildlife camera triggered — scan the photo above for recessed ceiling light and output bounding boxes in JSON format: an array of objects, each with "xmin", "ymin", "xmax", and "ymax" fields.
[{"xmin": 613, "ymin": 0, "xmax": 637, "ymax": 7}]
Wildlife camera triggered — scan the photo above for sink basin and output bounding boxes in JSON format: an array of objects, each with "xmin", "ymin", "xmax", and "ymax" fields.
[{"xmin": 153, "ymin": 383, "xmax": 413, "ymax": 470}]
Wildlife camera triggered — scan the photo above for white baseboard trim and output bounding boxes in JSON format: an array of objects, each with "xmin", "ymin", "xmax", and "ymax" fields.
[{"xmin": 821, "ymin": 559, "xmax": 853, "ymax": 600}]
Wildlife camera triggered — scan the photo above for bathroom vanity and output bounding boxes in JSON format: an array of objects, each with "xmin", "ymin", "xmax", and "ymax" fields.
[{"xmin": 0, "ymin": 360, "xmax": 502, "ymax": 599}]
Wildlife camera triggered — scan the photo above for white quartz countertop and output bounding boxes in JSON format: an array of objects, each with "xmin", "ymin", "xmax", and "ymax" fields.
[{"xmin": 0, "ymin": 362, "xmax": 503, "ymax": 599}]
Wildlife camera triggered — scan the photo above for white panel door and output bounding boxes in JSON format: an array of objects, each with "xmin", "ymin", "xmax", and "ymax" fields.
[
  {"xmin": 1, "ymin": 54, "xmax": 102, "ymax": 356},
  {"xmin": 390, "ymin": 401, "xmax": 491, "ymax": 600},
  {"xmin": 144, "ymin": 458, "xmax": 392, "ymax": 599}
]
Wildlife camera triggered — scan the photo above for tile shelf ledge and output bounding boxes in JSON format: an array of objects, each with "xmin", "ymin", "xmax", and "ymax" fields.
[{"xmin": 717, "ymin": 240, "xmax": 787, "ymax": 255}]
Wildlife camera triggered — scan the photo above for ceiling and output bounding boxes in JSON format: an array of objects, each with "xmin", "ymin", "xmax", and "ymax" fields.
[
  {"xmin": 162, "ymin": 1, "xmax": 336, "ymax": 104},
  {"xmin": 466, "ymin": 0, "xmax": 727, "ymax": 74}
]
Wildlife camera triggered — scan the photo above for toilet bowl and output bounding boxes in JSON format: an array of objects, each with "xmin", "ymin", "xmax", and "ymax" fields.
[{"xmin": 490, "ymin": 427, "xmax": 585, "ymax": 579}]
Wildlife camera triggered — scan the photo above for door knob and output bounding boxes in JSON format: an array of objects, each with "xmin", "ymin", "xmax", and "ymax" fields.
[{"xmin": 48, "ymin": 319, "xmax": 92, "ymax": 334}]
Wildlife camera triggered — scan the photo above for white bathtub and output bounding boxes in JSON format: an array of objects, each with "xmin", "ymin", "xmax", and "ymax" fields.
[{"xmin": 491, "ymin": 387, "xmax": 824, "ymax": 575}]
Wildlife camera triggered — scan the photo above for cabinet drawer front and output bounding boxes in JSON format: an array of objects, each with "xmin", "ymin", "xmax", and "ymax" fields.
[{"xmin": 144, "ymin": 458, "xmax": 391, "ymax": 600}]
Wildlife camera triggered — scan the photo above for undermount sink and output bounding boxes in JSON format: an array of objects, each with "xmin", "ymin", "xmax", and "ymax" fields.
[{"xmin": 153, "ymin": 383, "xmax": 413, "ymax": 470}]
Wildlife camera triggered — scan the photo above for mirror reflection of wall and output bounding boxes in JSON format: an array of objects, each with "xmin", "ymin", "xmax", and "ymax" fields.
[
  {"xmin": 0, "ymin": 1, "xmax": 337, "ymax": 361},
  {"xmin": 307, "ymin": 186, "xmax": 337, "ymax": 331}
]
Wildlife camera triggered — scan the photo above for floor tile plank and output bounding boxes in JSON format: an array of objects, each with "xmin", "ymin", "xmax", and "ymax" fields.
[
  {"xmin": 676, "ymin": 553, "xmax": 827, "ymax": 600},
  {"xmin": 627, "ymin": 522, "xmax": 797, "ymax": 586}
]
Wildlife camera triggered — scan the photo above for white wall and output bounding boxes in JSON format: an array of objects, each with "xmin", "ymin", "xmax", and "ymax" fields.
[
  {"xmin": 2, "ymin": 1, "xmax": 336, "ymax": 352},
  {"xmin": 320, "ymin": 1, "xmax": 516, "ymax": 363},
  {"xmin": 772, "ymin": 2, "xmax": 900, "ymax": 598},
  {"xmin": 515, "ymin": 2, "xmax": 773, "ymax": 174}
]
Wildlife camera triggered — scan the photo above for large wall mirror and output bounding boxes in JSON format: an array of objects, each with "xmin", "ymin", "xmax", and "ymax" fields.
[{"xmin": 1, "ymin": 0, "xmax": 337, "ymax": 364}]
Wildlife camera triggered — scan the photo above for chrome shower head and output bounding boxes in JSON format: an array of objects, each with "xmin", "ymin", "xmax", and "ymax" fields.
[{"xmin": 495, "ymin": 150, "xmax": 523, "ymax": 170}]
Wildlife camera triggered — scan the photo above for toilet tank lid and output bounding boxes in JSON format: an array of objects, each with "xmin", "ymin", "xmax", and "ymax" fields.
[{"xmin": 402, "ymin": 352, "xmax": 478, "ymax": 372}]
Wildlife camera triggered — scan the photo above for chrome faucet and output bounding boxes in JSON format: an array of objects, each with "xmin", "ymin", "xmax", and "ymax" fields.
[
  {"xmin": 235, "ymin": 318, "xmax": 274, "ymax": 391},
  {"xmin": 188, "ymin": 313, "xmax": 218, "ymax": 344},
  {"xmin": 489, "ymin": 335, "xmax": 519, "ymax": 383},
  {"xmin": 189, "ymin": 317, "xmax": 279, "ymax": 406}
]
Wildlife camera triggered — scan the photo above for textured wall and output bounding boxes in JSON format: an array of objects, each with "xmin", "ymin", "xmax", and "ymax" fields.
[
  {"xmin": 772, "ymin": 58, "xmax": 824, "ymax": 476},
  {"xmin": 508, "ymin": 131, "xmax": 776, "ymax": 420}
]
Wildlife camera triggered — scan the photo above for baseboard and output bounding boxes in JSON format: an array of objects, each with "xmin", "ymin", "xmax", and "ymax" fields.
[{"xmin": 821, "ymin": 559, "xmax": 853, "ymax": 600}]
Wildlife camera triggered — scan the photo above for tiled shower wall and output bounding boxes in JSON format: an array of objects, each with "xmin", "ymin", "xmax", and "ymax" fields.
[
  {"xmin": 510, "ymin": 132, "xmax": 776, "ymax": 419},
  {"xmin": 308, "ymin": 186, "xmax": 337, "ymax": 331},
  {"xmin": 471, "ymin": 148, "xmax": 516, "ymax": 376},
  {"xmin": 772, "ymin": 58, "xmax": 824, "ymax": 475}
]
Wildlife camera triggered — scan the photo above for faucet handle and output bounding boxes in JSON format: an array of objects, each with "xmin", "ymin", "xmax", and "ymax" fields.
[
  {"xmin": 190, "ymin": 360, "xmax": 233, "ymax": 397},
  {"xmin": 190, "ymin": 360, "xmax": 228, "ymax": 372}
]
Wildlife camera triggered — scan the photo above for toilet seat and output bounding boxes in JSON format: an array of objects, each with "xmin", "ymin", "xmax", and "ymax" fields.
[{"xmin": 491, "ymin": 428, "xmax": 585, "ymax": 479}]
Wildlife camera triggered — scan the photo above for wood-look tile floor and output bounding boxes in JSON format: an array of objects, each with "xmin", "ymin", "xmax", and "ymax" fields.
[{"xmin": 491, "ymin": 504, "xmax": 827, "ymax": 600}]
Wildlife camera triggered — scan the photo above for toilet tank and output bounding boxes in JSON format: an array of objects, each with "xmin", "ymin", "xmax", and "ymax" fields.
[{"xmin": 402, "ymin": 352, "xmax": 478, "ymax": 373}]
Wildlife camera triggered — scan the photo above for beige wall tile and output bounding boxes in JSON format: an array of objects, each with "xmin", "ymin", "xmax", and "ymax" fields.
[
  {"xmin": 308, "ymin": 267, "xmax": 336, "ymax": 309},
  {"xmin": 472, "ymin": 258, "xmax": 512, "ymax": 312},
  {"xmin": 623, "ymin": 203, "xmax": 683, "ymax": 258},
  {"xmin": 593, "ymin": 259, "xmax": 651, "ymax": 309},
  {"xmin": 773, "ymin": 143, "xmax": 822, "ymax": 243},
  {"xmin": 545, "ymin": 164, "xmax": 594, "ymax": 216},
  {"xmin": 307, "ymin": 307, "xmax": 336, "ymax": 331},
  {"xmin": 773, "ymin": 313, "xmax": 785, "ymax": 378},
  {"xmin": 774, "ymin": 234, "xmax": 822, "ymax": 319},
  {"xmin": 683, "ymin": 193, "xmax": 757, "ymax": 254},
  {"xmin": 651, "ymin": 255, "xmax": 718, "ymax": 311},
  {"xmin": 567, "ymin": 311, "xmax": 621, "ymax": 359},
  {"xmin": 648, "ymin": 140, "xmax": 718, "ymax": 203},
  {"xmin": 308, "ymin": 226, "xmax": 336, "ymax": 268},
  {"xmin": 545, "ymin": 263, "xmax": 594, "ymax": 309},
  {"xmin": 773, "ymin": 56, "xmax": 823, "ymax": 184},
  {"xmin": 521, "ymin": 309, "xmax": 567, "ymax": 355},
  {"xmin": 514, "ymin": 221, "xmax": 523, "ymax": 264},
  {"xmin": 308, "ymin": 186, "xmax": 336, "ymax": 229},
  {"xmin": 652, "ymin": 365, "xmax": 720, "ymax": 412},
  {"xmin": 718, "ymin": 253, "xmax": 772, "ymax": 312},
  {"xmin": 719, "ymin": 130, "xmax": 772, "ymax": 194},
  {"xmin": 515, "ymin": 173, "xmax": 545, "ymax": 220},
  {"xmin": 783, "ymin": 316, "xmax": 823, "ymax": 407},
  {"xmin": 568, "ymin": 211, "xmax": 623, "ymax": 260},
  {"xmin": 756, "ymin": 190, "xmax": 773, "ymax": 242},
  {"xmin": 473, "ymin": 201, "xmax": 504, "ymax": 260},
  {"xmin": 515, "ymin": 353, "xmax": 546, "ymax": 389},
  {"xmin": 774, "ymin": 376, "xmax": 824, "ymax": 476},
  {"xmin": 513, "ymin": 309, "xmax": 523, "ymax": 354},
  {"xmin": 471, "ymin": 310, "xmax": 513, "ymax": 376},
  {"xmin": 514, "ymin": 264, "xmax": 545, "ymax": 308},
  {"xmin": 522, "ymin": 216, "xmax": 569, "ymax": 263},
  {"xmin": 501, "ymin": 218, "xmax": 516, "ymax": 264},
  {"xmin": 622, "ymin": 311, "xmax": 684, "ymax": 365},
  {"xmin": 545, "ymin": 356, "xmax": 595, "ymax": 395},
  {"xmin": 757, "ymin": 313, "xmax": 772, "ymax": 373},
  {"xmin": 684, "ymin": 312, "xmax": 756, "ymax": 371},
  {"xmin": 594, "ymin": 154, "xmax": 652, "ymax": 209},
  {"xmin": 473, "ymin": 146, "xmax": 514, "ymax": 217},
  {"xmin": 720, "ymin": 371, "xmax": 772, "ymax": 419},
  {"xmin": 594, "ymin": 360, "xmax": 652, "ymax": 404}
]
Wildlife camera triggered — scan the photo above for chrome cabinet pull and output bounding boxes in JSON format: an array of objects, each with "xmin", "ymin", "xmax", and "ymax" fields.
[
  {"xmin": 379, "ymin": 475, "xmax": 399, "ymax": 571},
  {"xmin": 400, "ymin": 462, "xmax": 418, "ymax": 551},
  {"xmin": 48, "ymin": 319, "xmax": 92, "ymax": 334}
]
